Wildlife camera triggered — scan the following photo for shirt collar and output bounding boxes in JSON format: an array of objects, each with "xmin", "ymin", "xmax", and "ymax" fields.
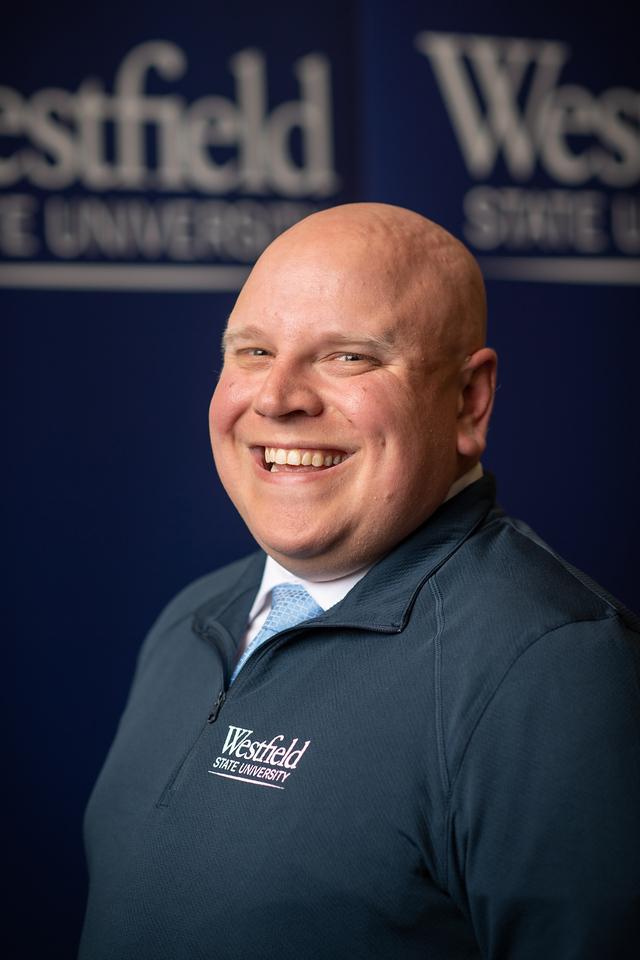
[
  {"xmin": 444, "ymin": 461, "xmax": 483, "ymax": 502},
  {"xmin": 247, "ymin": 463, "xmax": 484, "ymax": 626},
  {"xmin": 247, "ymin": 557, "xmax": 369, "ymax": 623}
]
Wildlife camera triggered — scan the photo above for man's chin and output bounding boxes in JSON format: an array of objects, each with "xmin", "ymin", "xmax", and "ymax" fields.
[
  {"xmin": 252, "ymin": 531, "xmax": 359, "ymax": 582},
  {"xmin": 257, "ymin": 537, "xmax": 331, "ymax": 568}
]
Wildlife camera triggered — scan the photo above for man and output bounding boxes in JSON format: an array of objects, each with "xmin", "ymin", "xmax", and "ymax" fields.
[{"xmin": 80, "ymin": 204, "xmax": 640, "ymax": 959}]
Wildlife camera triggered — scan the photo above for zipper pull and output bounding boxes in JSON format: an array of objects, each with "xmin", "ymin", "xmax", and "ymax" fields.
[{"xmin": 207, "ymin": 689, "xmax": 225, "ymax": 724}]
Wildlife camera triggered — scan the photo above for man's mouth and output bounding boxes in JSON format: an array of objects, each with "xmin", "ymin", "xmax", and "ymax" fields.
[{"xmin": 262, "ymin": 446, "xmax": 349, "ymax": 472}]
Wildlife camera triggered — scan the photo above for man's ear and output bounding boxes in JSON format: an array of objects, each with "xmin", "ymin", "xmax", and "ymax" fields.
[{"xmin": 456, "ymin": 348, "xmax": 498, "ymax": 461}]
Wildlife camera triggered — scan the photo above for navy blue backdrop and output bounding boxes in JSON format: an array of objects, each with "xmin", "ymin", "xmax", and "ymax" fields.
[{"xmin": 3, "ymin": 2, "xmax": 638, "ymax": 956}]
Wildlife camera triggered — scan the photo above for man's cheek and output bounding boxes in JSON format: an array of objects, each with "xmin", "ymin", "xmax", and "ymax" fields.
[
  {"xmin": 333, "ymin": 384, "xmax": 393, "ymax": 422},
  {"xmin": 210, "ymin": 378, "xmax": 250, "ymax": 433}
]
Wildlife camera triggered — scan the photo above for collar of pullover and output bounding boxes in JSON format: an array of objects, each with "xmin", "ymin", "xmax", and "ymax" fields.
[{"xmin": 192, "ymin": 475, "xmax": 497, "ymax": 641}]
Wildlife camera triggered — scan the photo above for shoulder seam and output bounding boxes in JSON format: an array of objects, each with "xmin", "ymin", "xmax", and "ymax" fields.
[
  {"xmin": 430, "ymin": 575, "xmax": 450, "ymax": 796},
  {"xmin": 500, "ymin": 516, "xmax": 621, "ymax": 616}
]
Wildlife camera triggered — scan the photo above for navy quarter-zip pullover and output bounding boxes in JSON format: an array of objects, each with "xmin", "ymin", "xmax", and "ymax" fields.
[{"xmin": 80, "ymin": 476, "xmax": 640, "ymax": 959}]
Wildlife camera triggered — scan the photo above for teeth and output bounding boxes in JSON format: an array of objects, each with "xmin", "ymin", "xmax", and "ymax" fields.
[{"xmin": 263, "ymin": 447, "xmax": 347, "ymax": 469}]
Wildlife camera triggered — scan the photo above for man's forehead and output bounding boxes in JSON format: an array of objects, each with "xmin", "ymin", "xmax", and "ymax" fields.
[{"xmin": 232, "ymin": 235, "xmax": 440, "ymax": 324}]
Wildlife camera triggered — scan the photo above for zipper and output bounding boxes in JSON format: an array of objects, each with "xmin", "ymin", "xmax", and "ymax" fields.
[
  {"xmin": 207, "ymin": 689, "xmax": 226, "ymax": 723},
  {"xmin": 156, "ymin": 717, "xmax": 207, "ymax": 806},
  {"xmin": 202, "ymin": 628, "xmax": 297, "ymax": 724},
  {"xmin": 216, "ymin": 624, "xmax": 315, "ymax": 700},
  {"xmin": 156, "ymin": 689, "xmax": 226, "ymax": 807}
]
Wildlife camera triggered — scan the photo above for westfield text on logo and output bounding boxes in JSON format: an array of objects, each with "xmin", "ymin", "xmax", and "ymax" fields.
[
  {"xmin": 208, "ymin": 724, "xmax": 311, "ymax": 790},
  {"xmin": 415, "ymin": 31, "xmax": 639, "ymax": 281}
]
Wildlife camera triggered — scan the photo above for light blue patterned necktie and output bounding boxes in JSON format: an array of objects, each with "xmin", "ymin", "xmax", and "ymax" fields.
[{"xmin": 230, "ymin": 583, "xmax": 324, "ymax": 683}]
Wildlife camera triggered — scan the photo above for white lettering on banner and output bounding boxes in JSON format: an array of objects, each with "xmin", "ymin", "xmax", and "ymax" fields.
[
  {"xmin": 464, "ymin": 188, "xmax": 640, "ymax": 254},
  {"xmin": 415, "ymin": 32, "xmax": 639, "ymax": 187},
  {"xmin": 208, "ymin": 723, "xmax": 311, "ymax": 790},
  {"xmin": 0, "ymin": 194, "xmax": 38, "ymax": 256},
  {"xmin": 37, "ymin": 196, "xmax": 317, "ymax": 261},
  {"xmin": 0, "ymin": 41, "xmax": 339, "ymax": 290},
  {"xmin": 415, "ymin": 31, "xmax": 640, "ymax": 284},
  {"xmin": 0, "ymin": 42, "xmax": 337, "ymax": 195}
]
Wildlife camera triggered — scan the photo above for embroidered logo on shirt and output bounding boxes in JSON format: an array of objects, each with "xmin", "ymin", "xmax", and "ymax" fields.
[{"xmin": 208, "ymin": 724, "xmax": 311, "ymax": 790}]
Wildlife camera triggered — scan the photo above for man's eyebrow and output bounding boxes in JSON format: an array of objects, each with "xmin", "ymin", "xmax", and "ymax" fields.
[
  {"xmin": 324, "ymin": 331, "xmax": 397, "ymax": 352},
  {"xmin": 221, "ymin": 326, "xmax": 397, "ymax": 353},
  {"xmin": 221, "ymin": 324, "xmax": 265, "ymax": 351}
]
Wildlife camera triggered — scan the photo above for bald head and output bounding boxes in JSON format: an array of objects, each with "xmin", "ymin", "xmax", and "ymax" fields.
[{"xmin": 240, "ymin": 202, "xmax": 487, "ymax": 364}]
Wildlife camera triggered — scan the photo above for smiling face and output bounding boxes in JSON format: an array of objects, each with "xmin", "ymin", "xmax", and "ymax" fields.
[{"xmin": 210, "ymin": 204, "xmax": 496, "ymax": 580}]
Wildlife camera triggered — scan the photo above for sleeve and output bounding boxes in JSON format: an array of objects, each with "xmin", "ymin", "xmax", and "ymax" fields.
[{"xmin": 446, "ymin": 616, "xmax": 640, "ymax": 960}]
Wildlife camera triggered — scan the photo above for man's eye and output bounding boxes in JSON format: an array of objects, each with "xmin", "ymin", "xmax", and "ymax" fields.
[
  {"xmin": 238, "ymin": 347, "xmax": 270, "ymax": 357},
  {"xmin": 332, "ymin": 352, "xmax": 380, "ymax": 366}
]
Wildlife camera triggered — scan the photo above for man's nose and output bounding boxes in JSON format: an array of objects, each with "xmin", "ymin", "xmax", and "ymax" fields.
[{"xmin": 253, "ymin": 360, "xmax": 323, "ymax": 418}]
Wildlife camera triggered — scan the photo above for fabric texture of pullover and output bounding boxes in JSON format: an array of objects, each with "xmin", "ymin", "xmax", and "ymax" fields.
[{"xmin": 80, "ymin": 476, "xmax": 640, "ymax": 959}]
